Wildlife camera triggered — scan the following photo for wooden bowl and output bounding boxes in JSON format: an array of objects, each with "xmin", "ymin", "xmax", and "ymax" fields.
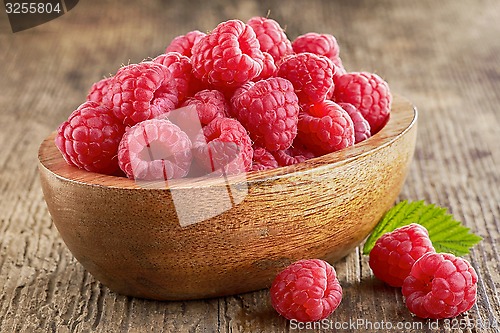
[{"xmin": 38, "ymin": 95, "xmax": 417, "ymax": 300}]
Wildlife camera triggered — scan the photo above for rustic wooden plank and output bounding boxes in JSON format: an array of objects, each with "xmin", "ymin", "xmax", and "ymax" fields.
[{"xmin": 1, "ymin": 0, "xmax": 500, "ymax": 332}]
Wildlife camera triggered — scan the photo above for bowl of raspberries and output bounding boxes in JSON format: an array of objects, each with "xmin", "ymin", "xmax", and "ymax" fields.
[{"xmin": 38, "ymin": 17, "xmax": 417, "ymax": 300}]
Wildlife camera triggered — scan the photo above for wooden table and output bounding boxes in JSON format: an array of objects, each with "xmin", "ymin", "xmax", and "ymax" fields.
[{"xmin": 1, "ymin": 0, "xmax": 499, "ymax": 332}]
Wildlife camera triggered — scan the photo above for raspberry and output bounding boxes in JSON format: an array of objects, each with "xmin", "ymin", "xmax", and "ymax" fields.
[
  {"xmin": 297, "ymin": 100, "xmax": 355, "ymax": 155},
  {"xmin": 333, "ymin": 72, "xmax": 391, "ymax": 134},
  {"xmin": 105, "ymin": 61, "xmax": 178, "ymax": 126},
  {"xmin": 270, "ymin": 259, "xmax": 342, "ymax": 322},
  {"xmin": 246, "ymin": 16, "xmax": 293, "ymax": 62},
  {"xmin": 338, "ymin": 103, "xmax": 371, "ymax": 144},
  {"xmin": 153, "ymin": 52, "xmax": 199, "ymax": 103},
  {"xmin": 402, "ymin": 252, "xmax": 478, "ymax": 319},
  {"xmin": 165, "ymin": 30, "xmax": 206, "ymax": 57},
  {"xmin": 55, "ymin": 101, "xmax": 125, "ymax": 175},
  {"xmin": 170, "ymin": 89, "xmax": 230, "ymax": 138},
  {"xmin": 231, "ymin": 77, "xmax": 299, "ymax": 152},
  {"xmin": 253, "ymin": 52, "xmax": 277, "ymax": 81},
  {"xmin": 182, "ymin": 89, "xmax": 229, "ymax": 125},
  {"xmin": 369, "ymin": 224, "xmax": 436, "ymax": 287},
  {"xmin": 105, "ymin": 62, "xmax": 178, "ymax": 127},
  {"xmin": 272, "ymin": 142, "xmax": 315, "ymax": 166},
  {"xmin": 292, "ymin": 32, "xmax": 343, "ymax": 69},
  {"xmin": 87, "ymin": 76, "xmax": 113, "ymax": 105},
  {"xmin": 191, "ymin": 20, "xmax": 264, "ymax": 89},
  {"xmin": 192, "ymin": 117, "xmax": 253, "ymax": 175},
  {"xmin": 277, "ymin": 53, "xmax": 334, "ymax": 106},
  {"xmin": 251, "ymin": 146, "xmax": 278, "ymax": 171},
  {"xmin": 117, "ymin": 118, "xmax": 192, "ymax": 180}
]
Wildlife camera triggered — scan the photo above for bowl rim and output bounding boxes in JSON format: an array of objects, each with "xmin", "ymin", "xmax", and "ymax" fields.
[{"xmin": 38, "ymin": 94, "xmax": 417, "ymax": 190}]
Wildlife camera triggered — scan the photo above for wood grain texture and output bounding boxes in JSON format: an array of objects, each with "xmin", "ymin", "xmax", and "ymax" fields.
[{"xmin": 1, "ymin": 0, "xmax": 500, "ymax": 332}]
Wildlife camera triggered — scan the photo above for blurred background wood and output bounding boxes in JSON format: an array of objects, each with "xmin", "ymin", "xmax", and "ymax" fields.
[{"xmin": 1, "ymin": 0, "xmax": 499, "ymax": 332}]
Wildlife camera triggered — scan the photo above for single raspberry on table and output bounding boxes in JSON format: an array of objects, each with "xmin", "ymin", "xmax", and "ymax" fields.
[
  {"xmin": 55, "ymin": 101, "xmax": 125, "ymax": 175},
  {"xmin": 369, "ymin": 223, "xmax": 436, "ymax": 287},
  {"xmin": 246, "ymin": 16, "xmax": 293, "ymax": 62},
  {"xmin": 165, "ymin": 30, "xmax": 206, "ymax": 57},
  {"xmin": 338, "ymin": 102, "xmax": 371, "ymax": 144},
  {"xmin": 104, "ymin": 62, "xmax": 178, "ymax": 127},
  {"xmin": 292, "ymin": 32, "xmax": 344, "ymax": 70},
  {"xmin": 231, "ymin": 77, "xmax": 299, "ymax": 152},
  {"xmin": 402, "ymin": 252, "xmax": 478, "ymax": 319},
  {"xmin": 87, "ymin": 76, "xmax": 113, "ymax": 105},
  {"xmin": 272, "ymin": 142, "xmax": 316, "ymax": 166},
  {"xmin": 117, "ymin": 118, "xmax": 192, "ymax": 180},
  {"xmin": 270, "ymin": 259, "xmax": 343, "ymax": 322},
  {"xmin": 297, "ymin": 100, "xmax": 355, "ymax": 155},
  {"xmin": 333, "ymin": 72, "xmax": 391, "ymax": 134},
  {"xmin": 153, "ymin": 52, "xmax": 201, "ymax": 103},
  {"xmin": 277, "ymin": 52, "xmax": 335, "ymax": 106},
  {"xmin": 191, "ymin": 19, "xmax": 264, "ymax": 90},
  {"xmin": 251, "ymin": 146, "xmax": 279, "ymax": 171},
  {"xmin": 192, "ymin": 117, "xmax": 253, "ymax": 175}
]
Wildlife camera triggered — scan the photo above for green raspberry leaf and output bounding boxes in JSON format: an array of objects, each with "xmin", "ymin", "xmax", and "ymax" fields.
[{"xmin": 362, "ymin": 200, "xmax": 482, "ymax": 256}]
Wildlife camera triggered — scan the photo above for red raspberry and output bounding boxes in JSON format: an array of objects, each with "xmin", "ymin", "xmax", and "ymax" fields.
[
  {"xmin": 270, "ymin": 259, "xmax": 342, "ymax": 322},
  {"xmin": 169, "ymin": 89, "xmax": 230, "ymax": 138},
  {"xmin": 246, "ymin": 16, "xmax": 293, "ymax": 62},
  {"xmin": 117, "ymin": 118, "xmax": 192, "ymax": 180},
  {"xmin": 333, "ymin": 72, "xmax": 392, "ymax": 134},
  {"xmin": 153, "ymin": 52, "xmax": 199, "ymax": 103},
  {"xmin": 402, "ymin": 252, "xmax": 478, "ymax": 319},
  {"xmin": 55, "ymin": 101, "xmax": 125, "ymax": 175},
  {"xmin": 105, "ymin": 62, "xmax": 178, "ymax": 127},
  {"xmin": 253, "ymin": 52, "xmax": 277, "ymax": 81},
  {"xmin": 297, "ymin": 100, "xmax": 355, "ymax": 155},
  {"xmin": 251, "ymin": 146, "xmax": 278, "ymax": 171},
  {"xmin": 165, "ymin": 30, "xmax": 206, "ymax": 57},
  {"xmin": 182, "ymin": 89, "xmax": 229, "ymax": 125},
  {"xmin": 272, "ymin": 142, "xmax": 315, "ymax": 166},
  {"xmin": 277, "ymin": 53, "xmax": 334, "ymax": 106},
  {"xmin": 369, "ymin": 224, "xmax": 435, "ymax": 287},
  {"xmin": 87, "ymin": 76, "xmax": 113, "ymax": 105},
  {"xmin": 192, "ymin": 117, "xmax": 253, "ymax": 175},
  {"xmin": 231, "ymin": 77, "xmax": 299, "ymax": 152},
  {"xmin": 338, "ymin": 103, "xmax": 371, "ymax": 144},
  {"xmin": 292, "ymin": 32, "xmax": 343, "ymax": 69},
  {"xmin": 191, "ymin": 20, "xmax": 264, "ymax": 89}
]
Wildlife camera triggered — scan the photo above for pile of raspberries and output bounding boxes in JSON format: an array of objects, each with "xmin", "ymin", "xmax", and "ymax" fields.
[{"xmin": 55, "ymin": 17, "xmax": 392, "ymax": 180}]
